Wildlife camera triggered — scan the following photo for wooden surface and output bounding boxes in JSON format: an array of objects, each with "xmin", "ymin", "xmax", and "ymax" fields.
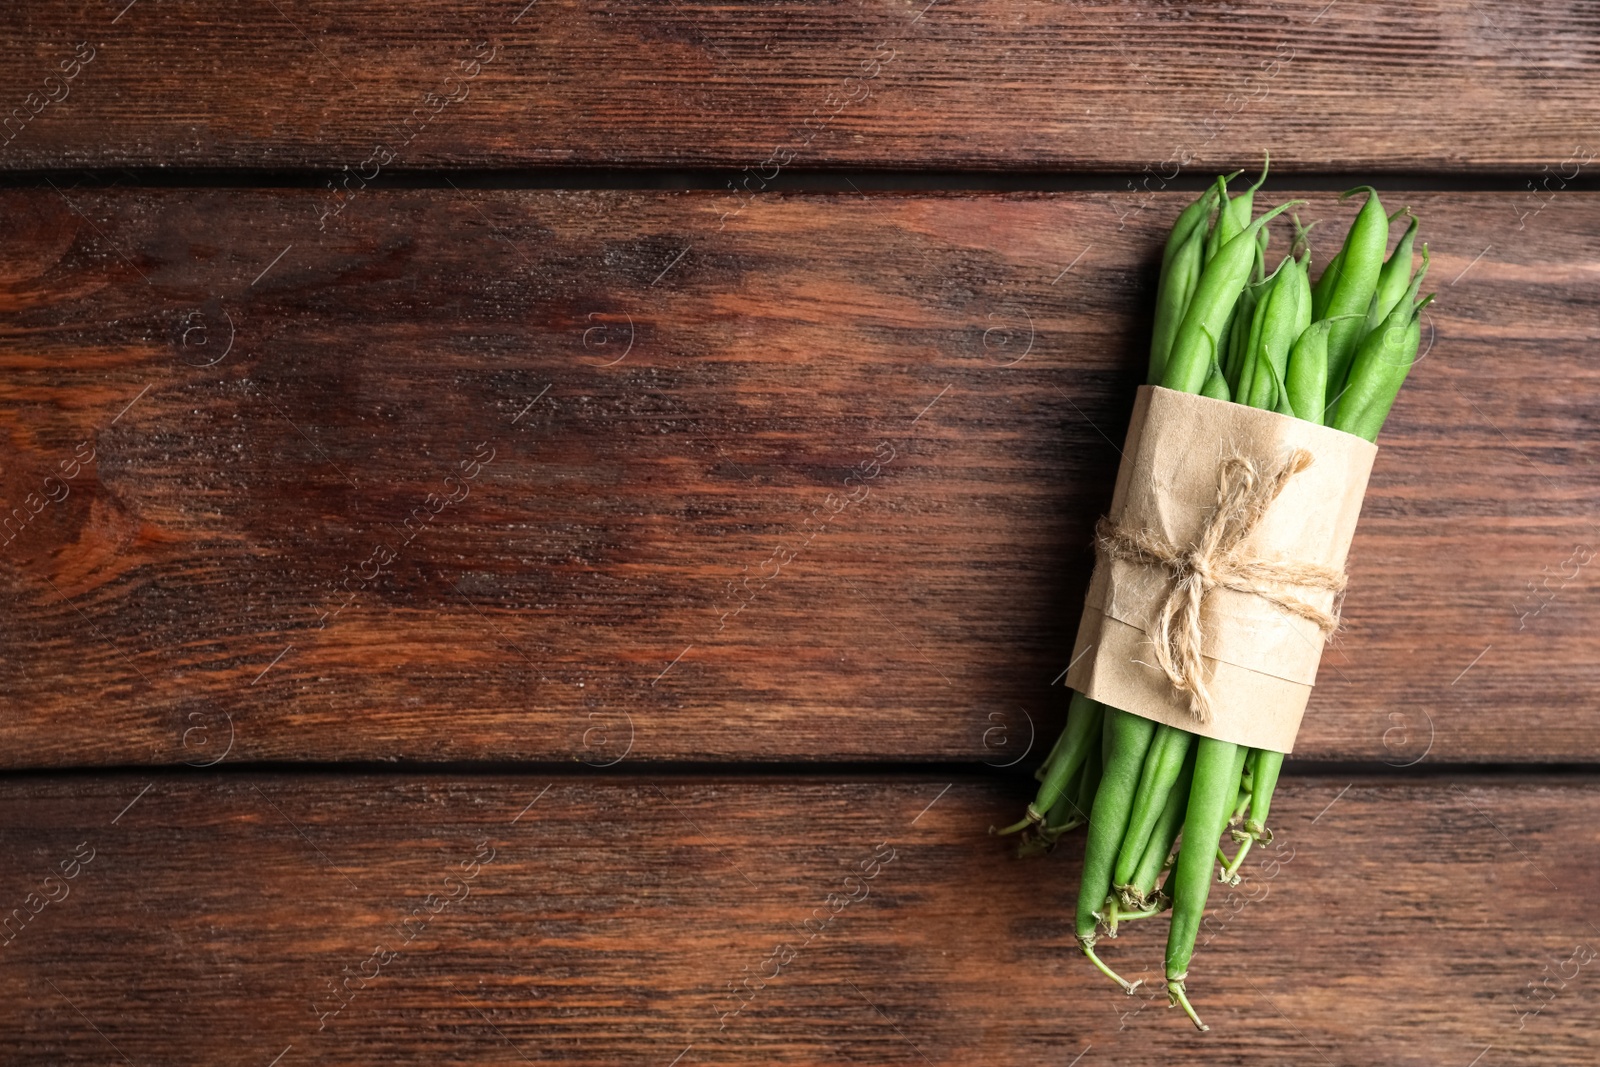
[
  {"xmin": 2, "ymin": 4, "xmax": 1597, "ymax": 1060},
  {"xmin": 0, "ymin": 2, "xmax": 1597, "ymax": 171},
  {"xmin": 1, "ymin": 771, "xmax": 1596, "ymax": 1065},
  {"xmin": 0, "ymin": 188, "xmax": 1594, "ymax": 768}
]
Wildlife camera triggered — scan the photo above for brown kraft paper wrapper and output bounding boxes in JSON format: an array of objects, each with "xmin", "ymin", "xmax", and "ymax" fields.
[{"xmin": 1064, "ymin": 385, "xmax": 1379, "ymax": 753}]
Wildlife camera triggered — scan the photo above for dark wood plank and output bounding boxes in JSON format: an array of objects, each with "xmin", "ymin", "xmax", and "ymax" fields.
[
  {"xmin": 0, "ymin": 188, "xmax": 1594, "ymax": 767},
  {"xmin": 0, "ymin": 2, "xmax": 1596, "ymax": 171},
  {"xmin": 0, "ymin": 771, "xmax": 1596, "ymax": 1063}
]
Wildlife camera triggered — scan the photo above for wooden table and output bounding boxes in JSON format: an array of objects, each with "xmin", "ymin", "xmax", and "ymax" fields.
[{"xmin": 1, "ymin": 3, "xmax": 1596, "ymax": 1063}]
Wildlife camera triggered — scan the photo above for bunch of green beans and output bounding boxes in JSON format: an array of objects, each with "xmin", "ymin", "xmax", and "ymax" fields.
[{"xmin": 999, "ymin": 162, "xmax": 1434, "ymax": 1031}]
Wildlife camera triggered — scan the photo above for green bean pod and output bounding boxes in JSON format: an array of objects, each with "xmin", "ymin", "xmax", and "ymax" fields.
[
  {"xmin": 1112, "ymin": 724, "xmax": 1195, "ymax": 888},
  {"xmin": 1247, "ymin": 749, "xmax": 1284, "ymax": 837},
  {"xmin": 1018, "ymin": 783, "xmax": 1084, "ymax": 856},
  {"xmin": 1043, "ymin": 692, "xmax": 1103, "ymax": 810},
  {"xmin": 1163, "ymin": 183, "xmax": 1224, "ymax": 271},
  {"xmin": 1149, "ymin": 184, "xmax": 1225, "ymax": 383},
  {"xmin": 1227, "ymin": 232, "xmax": 1272, "ymax": 385},
  {"xmin": 1043, "ymin": 785, "xmax": 1078, "ymax": 832},
  {"xmin": 1077, "ymin": 708, "xmax": 1158, "ymax": 990},
  {"xmin": 1150, "ymin": 221, "xmax": 1209, "ymax": 385},
  {"xmin": 1267, "ymin": 359, "xmax": 1296, "ymax": 417},
  {"xmin": 1205, "ymin": 153, "xmax": 1269, "ymax": 264},
  {"xmin": 1074, "ymin": 734, "xmax": 1104, "ymax": 824},
  {"xmin": 1199, "ymin": 174, "xmax": 1234, "ymax": 264},
  {"xmin": 1290, "ymin": 249, "xmax": 1313, "ymax": 337},
  {"xmin": 1033, "ymin": 695, "xmax": 1080, "ymax": 783},
  {"xmin": 1309, "ymin": 245, "xmax": 1345, "ymax": 321},
  {"xmin": 1228, "ymin": 279, "xmax": 1269, "ymax": 404},
  {"xmin": 1284, "ymin": 320, "xmax": 1333, "ymax": 425},
  {"xmin": 1077, "ymin": 708, "xmax": 1158, "ymax": 940},
  {"xmin": 1222, "ymin": 278, "xmax": 1259, "ymax": 390},
  {"xmin": 1331, "ymin": 306, "xmax": 1426, "ymax": 444},
  {"xmin": 1331, "ymin": 247, "xmax": 1432, "ymax": 442},
  {"xmin": 1162, "ymin": 199, "xmax": 1303, "ymax": 396},
  {"xmin": 1200, "ymin": 362, "xmax": 1231, "ymax": 401},
  {"xmin": 1102, "ymin": 697, "xmax": 1116, "ymax": 767},
  {"xmin": 1001, "ymin": 692, "xmax": 1102, "ymax": 835},
  {"xmin": 1219, "ymin": 747, "xmax": 1269, "ymax": 882},
  {"xmin": 1230, "ymin": 750, "xmax": 1255, "ymax": 826},
  {"xmin": 1275, "ymin": 253, "xmax": 1314, "ymax": 414},
  {"xmin": 1322, "ymin": 187, "xmax": 1391, "ymax": 405},
  {"xmin": 1362, "ymin": 209, "xmax": 1419, "ymax": 339},
  {"xmin": 1126, "ymin": 744, "xmax": 1197, "ymax": 907},
  {"xmin": 1216, "ymin": 233, "xmax": 1266, "ymax": 384},
  {"xmin": 1165, "ymin": 738, "xmax": 1246, "ymax": 1031},
  {"xmin": 1286, "ymin": 315, "xmax": 1364, "ymax": 425},
  {"xmin": 1243, "ymin": 256, "xmax": 1305, "ymax": 410}
]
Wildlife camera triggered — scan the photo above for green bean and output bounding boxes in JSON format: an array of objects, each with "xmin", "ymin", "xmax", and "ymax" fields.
[
  {"xmin": 1221, "ymin": 747, "xmax": 1285, "ymax": 881},
  {"xmin": 1200, "ymin": 362, "xmax": 1231, "ymax": 401},
  {"xmin": 1247, "ymin": 749, "xmax": 1283, "ymax": 837},
  {"xmin": 1164, "ymin": 182, "xmax": 1226, "ymax": 272},
  {"xmin": 1244, "ymin": 333, "xmax": 1291, "ymax": 419},
  {"xmin": 1165, "ymin": 738, "xmax": 1245, "ymax": 1031},
  {"xmin": 1125, "ymin": 744, "xmax": 1197, "ymax": 909},
  {"xmin": 1077, "ymin": 707, "xmax": 1158, "ymax": 992},
  {"xmin": 1241, "ymin": 256, "xmax": 1303, "ymax": 410},
  {"xmin": 1285, "ymin": 320, "xmax": 1333, "ymax": 424},
  {"xmin": 1018, "ymin": 784, "xmax": 1084, "ymax": 858},
  {"xmin": 997, "ymin": 692, "xmax": 1102, "ymax": 836},
  {"xmin": 1331, "ymin": 247, "xmax": 1432, "ymax": 442},
  {"xmin": 1102, "ymin": 697, "xmax": 1116, "ymax": 767},
  {"xmin": 1222, "ymin": 277, "xmax": 1258, "ymax": 390},
  {"xmin": 1112, "ymin": 724, "xmax": 1194, "ymax": 889},
  {"xmin": 1149, "ymin": 183, "xmax": 1227, "ymax": 383},
  {"xmin": 1363, "ymin": 209, "xmax": 1419, "ymax": 339},
  {"xmin": 1286, "ymin": 315, "xmax": 1363, "ymax": 425},
  {"xmin": 1224, "ymin": 229, "xmax": 1272, "ymax": 389},
  {"xmin": 1290, "ymin": 249, "xmax": 1313, "ymax": 337},
  {"xmin": 1162, "ymin": 199, "xmax": 1304, "ymax": 396},
  {"xmin": 1309, "ymin": 246, "xmax": 1344, "ymax": 321},
  {"xmin": 1220, "ymin": 217, "xmax": 1270, "ymax": 386},
  {"xmin": 1331, "ymin": 307, "xmax": 1425, "ymax": 443},
  {"xmin": 1205, "ymin": 153, "xmax": 1269, "ymax": 264},
  {"xmin": 1289, "ymin": 212, "xmax": 1316, "ymax": 261},
  {"xmin": 1074, "ymin": 734, "xmax": 1104, "ymax": 825},
  {"xmin": 1248, "ymin": 344, "xmax": 1296, "ymax": 417},
  {"xmin": 1219, "ymin": 751, "xmax": 1261, "ymax": 880},
  {"xmin": 1322, "ymin": 187, "xmax": 1391, "ymax": 405},
  {"xmin": 1046, "ymin": 171, "xmax": 1439, "ymax": 1032},
  {"xmin": 1230, "ymin": 753, "xmax": 1254, "ymax": 825},
  {"xmin": 1033, "ymin": 698, "xmax": 1078, "ymax": 784},
  {"xmin": 1150, "ymin": 219, "xmax": 1209, "ymax": 385},
  {"xmin": 1265, "ymin": 356, "xmax": 1295, "ymax": 417},
  {"xmin": 1044, "ymin": 770, "xmax": 1089, "ymax": 843}
]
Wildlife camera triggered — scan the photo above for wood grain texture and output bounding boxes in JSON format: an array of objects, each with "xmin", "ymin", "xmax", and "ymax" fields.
[
  {"xmin": 0, "ymin": 2, "xmax": 1597, "ymax": 171},
  {"xmin": 0, "ymin": 771, "xmax": 1596, "ymax": 1064},
  {"xmin": 0, "ymin": 188, "xmax": 1595, "ymax": 768}
]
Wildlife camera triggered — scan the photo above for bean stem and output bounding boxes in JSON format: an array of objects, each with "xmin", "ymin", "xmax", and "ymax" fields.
[
  {"xmin": 1077, "ymin": 707, "xmax": 1158, "ymax": 992},
  {"xmin": 1165, "ymin": 739, "xmax": 1247, "ymax": 1031}
]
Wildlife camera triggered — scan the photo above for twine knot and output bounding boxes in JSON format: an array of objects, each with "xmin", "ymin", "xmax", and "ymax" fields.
[
  {"xmin": 1093, "ymin": 448, "xmax": 1346, "ymax": 725},
  {"xmin": 1180, "ymin": 548, "xmax": 1220, "ymax": 587}
]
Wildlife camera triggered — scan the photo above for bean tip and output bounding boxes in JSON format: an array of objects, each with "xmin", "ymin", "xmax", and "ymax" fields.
[{"xmin": 1338, "ymin": 185, "xmax": 1380, "ymax": 203}]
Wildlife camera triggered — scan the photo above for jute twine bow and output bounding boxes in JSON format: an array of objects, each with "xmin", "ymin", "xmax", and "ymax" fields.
[{"xmin": 1093, "ymin": 448, "xmax": 1346, "ymax": 725}]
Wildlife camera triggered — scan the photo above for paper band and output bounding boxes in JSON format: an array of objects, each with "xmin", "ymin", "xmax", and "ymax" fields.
[{"xmin": 1064, "ymin": 386, "xmax": 1379, "ymax": 753}]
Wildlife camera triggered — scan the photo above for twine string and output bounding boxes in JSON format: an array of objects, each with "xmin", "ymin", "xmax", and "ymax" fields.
[{"xmin": 1094, "ymin": 448, "xmax": 1346, "ymax": 724}]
